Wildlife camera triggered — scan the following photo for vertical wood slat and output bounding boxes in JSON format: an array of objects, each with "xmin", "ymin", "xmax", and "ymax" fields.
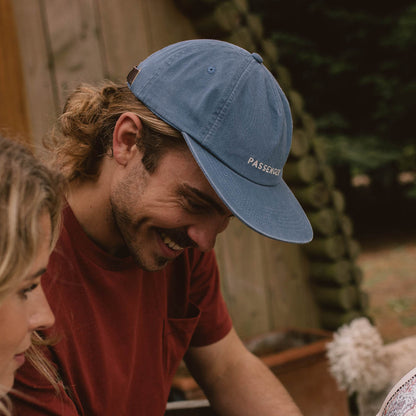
[
  {"xmin": 143, "ymin": 0, "xmax": 197, "ymax": 52},
  {"xmin": 262, "ymin": 240, "xmax": 320, "ymax": 329},
  {"xmin": 11, "ymin": 0, "xmax": 56, "ymax": 148},
  {"xmin": 0, "ymin": 0, "xmax": 31, "ymax": 142},
  {"xmin": 217, "ymin": 221, "xmax": 320, "ymax": 339},
  {"xmin": 95, "ymin": 0, "xmax": 152, "ymax": 82},
  {"xmin": 216, "ymin": 220, "xmax": 273, "ymax": 338},
  {"xmin": 12, "ymin": 0, "xmax": 199, "ymax": 147},
  {"xmin": 42, "ymin": 0, "xmax": 105, "ymax": 109}
]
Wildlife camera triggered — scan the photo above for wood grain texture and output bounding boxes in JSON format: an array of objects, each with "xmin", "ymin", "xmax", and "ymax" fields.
[
  {"xmin": 216, "ymin": 220, "xmax": 272, "ymax": 338},
  {"xmin": 95, "ymin": 0, "xmax": 152, "ymax": 82},
  {"xmin": 216, "ymin": 220, "xmax": 320, "ymax": 338},
  {"xmin": 12, "ymin": 0, "xmax": 57, "ymax": 147},
  {"xmin": 143, "ymin": 0, "xmax": 197, "ymax": 53},
  {"xmin": 0, "ymin": 0, "xmax": 31, "ymax": 142},
  {"xmin": 42, "ymin": 0, "xmax": 105, "ymax": 108},
  {"xmin": 261, "ymin": 238, "xmax": 320, "ymax": 330}
]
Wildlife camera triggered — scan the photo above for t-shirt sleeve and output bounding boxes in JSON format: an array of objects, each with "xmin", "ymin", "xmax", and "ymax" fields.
[{"xmin": 187, "ymin": 249, "xmax": 232, "ymax": 347}]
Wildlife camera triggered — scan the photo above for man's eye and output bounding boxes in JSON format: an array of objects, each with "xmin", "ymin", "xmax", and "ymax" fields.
[
  {"xmin": 189, "ymin": 201, "xmax": 205, "ymax": 210},
  {"xmin": 186, "ymin": 200, "xmax": 210, "ymax": 213}
]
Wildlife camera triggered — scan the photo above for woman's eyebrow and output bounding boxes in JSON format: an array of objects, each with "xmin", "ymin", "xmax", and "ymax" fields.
[
  {"xmin": 27, "ymin": 268, "xmax": 47, "ymax": 281},
  {"xmin": 177, "ymin": 184, "xmax": 228, "ymax": 216}
]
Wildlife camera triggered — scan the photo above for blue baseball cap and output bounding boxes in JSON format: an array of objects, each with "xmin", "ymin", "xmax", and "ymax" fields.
[{"xmin": 127, "ymin": 39, "xmax": 313, "ymax": 243}]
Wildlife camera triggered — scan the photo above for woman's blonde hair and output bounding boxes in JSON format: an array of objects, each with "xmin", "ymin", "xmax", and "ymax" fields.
[
  {"xmin": 44, "ymin": 81, "xmax": 184, "ymax": 182},
  {"xmin": 0, "ymin": 135, "xmax": 65, "ymax": 414}
]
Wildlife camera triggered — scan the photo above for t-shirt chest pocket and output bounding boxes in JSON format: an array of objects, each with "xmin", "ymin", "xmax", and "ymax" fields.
[{"xmin": 163, "ymin": 302, "xmax": 201, "ymax": 381}]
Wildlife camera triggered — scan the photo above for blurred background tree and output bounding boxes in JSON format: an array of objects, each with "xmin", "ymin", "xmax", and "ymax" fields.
[{"xmin": 249, "ymin": 0, "xmax": 416, "ymax": 237}]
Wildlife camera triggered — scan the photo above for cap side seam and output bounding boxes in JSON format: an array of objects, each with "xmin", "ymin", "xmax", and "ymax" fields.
[{"xmin": 202, "ymin": 57, "xmax": 254, "ymax": 144}]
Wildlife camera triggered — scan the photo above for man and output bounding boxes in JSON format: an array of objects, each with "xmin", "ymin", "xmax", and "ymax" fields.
[{"xmin": 14, "ymin": 39, "xmax": 313, "ymax": 415}]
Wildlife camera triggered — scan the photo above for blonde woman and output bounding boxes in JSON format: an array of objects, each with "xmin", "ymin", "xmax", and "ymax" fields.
[{"xmin": 0, "ymin": 134, "xmax": 63, "ymax": 414}]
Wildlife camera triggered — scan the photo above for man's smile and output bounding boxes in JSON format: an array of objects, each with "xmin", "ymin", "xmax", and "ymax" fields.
[
  {"xmin": 159, "ymin": 231, "xmax": 184, "ymax": 251},
  {"xmin": 156, "ymin": 228, "xmax": 196, "ymax": 253}
]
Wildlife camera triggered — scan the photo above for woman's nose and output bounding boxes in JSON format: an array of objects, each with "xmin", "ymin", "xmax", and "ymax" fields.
[{"xmin": 28, "ymin": 286, "xmax": 55, "ymax": 332}]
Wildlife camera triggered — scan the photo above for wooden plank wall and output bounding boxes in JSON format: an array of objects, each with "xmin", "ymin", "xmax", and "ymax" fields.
[
  {"xmin": 11, "ymin": 0, "xmax": 197, "ymax": 147},
  {"xmin": 216, "ymin": 221, "xmax": 319, "ymax": 337},
  {"xmin": 10, "ymin": 0, "xmax": 320, "ymax": 339},
  {"xmin": 0, "ymin": 0, "xmax": 31, "ymax": 142}
]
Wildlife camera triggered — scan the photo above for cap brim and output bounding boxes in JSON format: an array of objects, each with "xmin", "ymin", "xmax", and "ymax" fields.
[{"xmin": 182, "ymin": 132, "xmax": 313, "ymax": 243}]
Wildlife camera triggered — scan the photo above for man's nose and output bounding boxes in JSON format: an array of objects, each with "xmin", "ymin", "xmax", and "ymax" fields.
[
  {"xmin": 28, "ymin": 285, "xmax": 55, "ymax": 332},
  {"xmin": 187, "ymin": 215, "xmax": 231, "ymax": 252}
]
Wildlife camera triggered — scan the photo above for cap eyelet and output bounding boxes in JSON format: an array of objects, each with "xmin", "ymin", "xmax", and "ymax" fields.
[
  {"xmin": 127, "ymin": 66, "xmax": 141, "ymax": 85},
  {"xmin": 207, "ymin": 66, "xmax": 216, "ymax": 74}
]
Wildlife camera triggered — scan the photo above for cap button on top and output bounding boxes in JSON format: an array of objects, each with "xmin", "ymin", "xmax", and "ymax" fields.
[{"xmin": 251, "ymin": 52, "xmax": 263, "ymax": 64}]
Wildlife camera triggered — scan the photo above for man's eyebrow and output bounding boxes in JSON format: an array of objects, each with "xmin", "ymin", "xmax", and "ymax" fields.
[{"xmin": 177, "ymin": 184, "xmax": 229, "ymax": 216}]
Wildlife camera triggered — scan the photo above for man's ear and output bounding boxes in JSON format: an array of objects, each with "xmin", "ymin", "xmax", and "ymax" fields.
[{"xmin": 112, "ymin": 112, "xmax": 142, "ymax": 166}]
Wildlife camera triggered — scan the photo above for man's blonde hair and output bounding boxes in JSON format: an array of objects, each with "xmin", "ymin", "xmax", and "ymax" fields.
[{"xmin": 44, "ymin": 81, "xmax": 184, "ymax": 182}]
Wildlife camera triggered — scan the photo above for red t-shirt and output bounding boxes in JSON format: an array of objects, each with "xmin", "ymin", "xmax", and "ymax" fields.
[{"xmin": 13, "ymin": 205, "xmax": 232, "ymax": 415}]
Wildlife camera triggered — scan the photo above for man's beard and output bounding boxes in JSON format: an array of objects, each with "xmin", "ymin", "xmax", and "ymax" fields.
[{"xmin": 109, "ymin": 199, "xmax": 171, "ymax": 271}]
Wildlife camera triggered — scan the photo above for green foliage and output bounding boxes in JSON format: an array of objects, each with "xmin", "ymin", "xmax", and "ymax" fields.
[
  {"xmin": 249, "ymin": 0, "xmax": 416, "ymax": 181},
  {"xmin": 321, "ymin": 135, "xmax": 400, "ymax": 174}
]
